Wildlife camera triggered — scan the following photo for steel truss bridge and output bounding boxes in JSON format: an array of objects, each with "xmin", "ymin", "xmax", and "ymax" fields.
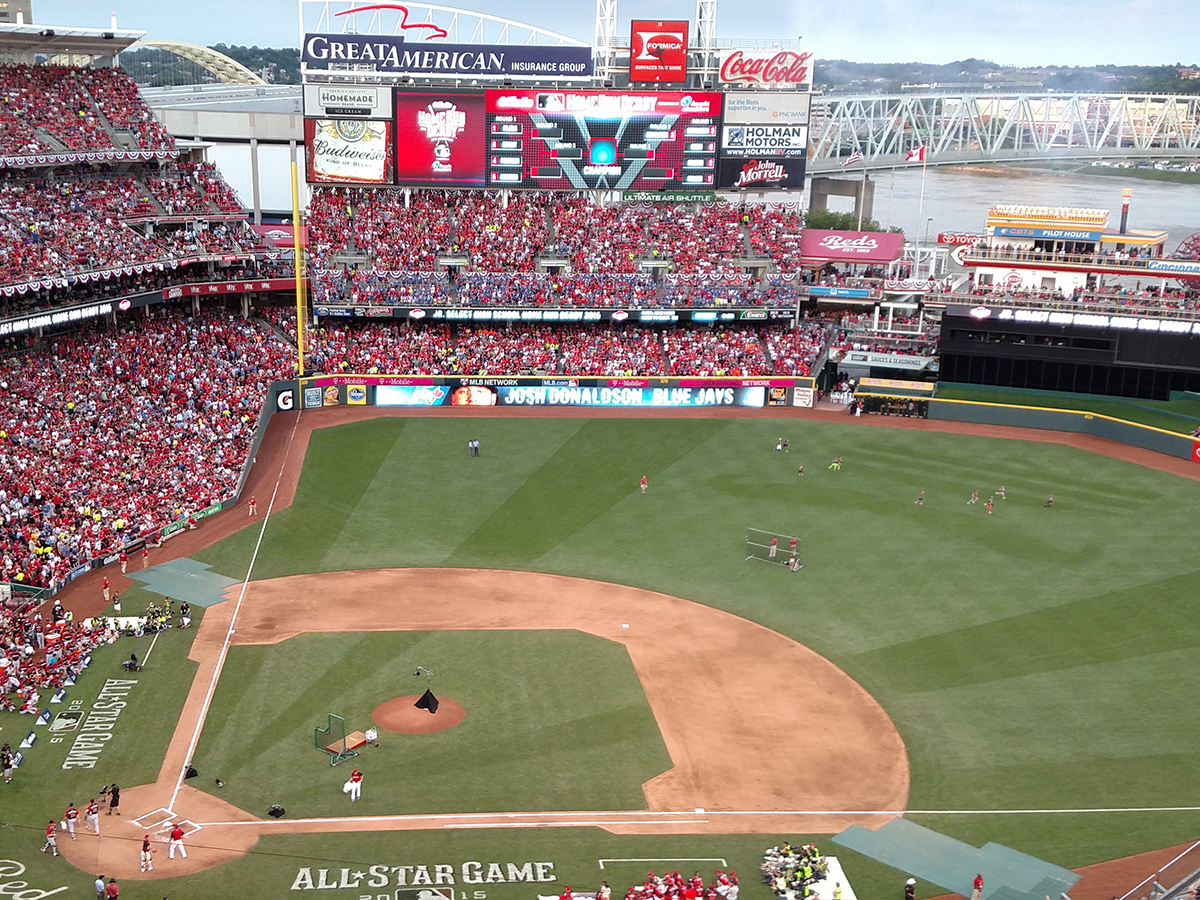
[{"xmin": 808, "ymin": 93, "xmax": 1200, "ymax": 174}]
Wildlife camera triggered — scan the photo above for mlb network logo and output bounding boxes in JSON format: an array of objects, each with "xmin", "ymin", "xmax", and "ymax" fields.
[{"xmin": 629, "ymin": 20, "xmax": 688, "ymax": 83}]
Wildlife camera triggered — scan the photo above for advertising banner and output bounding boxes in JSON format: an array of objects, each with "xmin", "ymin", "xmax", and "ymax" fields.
[
  {"xmin": 163, "ymin": 278, "xmax": 297, "ymax": 298},
  {"xmin": 629, "ymin": 20, "xmax": 689, "ymax": 83},
  {"xmin": 722, "ymin": 92, "xmax": 812, "ymax": 125},
  {"xmin": 315, "ymin": 306, "xmax": 794, "ymax": 323},
  {"xmin": 992, "ymin": 225, "xmax": 1102, "ymax": 241},
  {"xmin": 303, "ymin": 35, "xmax": 593, "ymax": 78},
  {"xmin": 485, "ymin": 89, "xmax": 721, "ymax": 190},
  {"xmin": 718, "ymin": 156, "xmax": 806, "ymax": 190},
  {"xmin": 377, "ymin": 379, "xmax": 774, "ymax": 408},
  {"xmin": 799, "ymin": 229, "xmax": 905, "ymax": 263},
  {"xmin": 843, "ymin": 351, "xmax": 931, "ymax": 370},
  {"xmin": 303, "ymin": 84, "xmax": 393, "ymax": 119},
  {"xmin": 394, "ymin": 90, "xmax": 487, "ymax": 188},
  {"xmin": 305, "ymin": 119, "xmax": 393, "ymax": 184},
  {"xmin": 718, "ymin": 49, "xmax": 814, "ymax": 88},
  {"xmin": 721, "ymin": 124, "xmax": 807, "ymax": 158}
]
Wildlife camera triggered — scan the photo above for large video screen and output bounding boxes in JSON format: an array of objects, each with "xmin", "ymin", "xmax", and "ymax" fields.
[
  {"xmin": 394, "ymin": 90, "xmax": 487, "ymax": 188},
  {"xmin": 305, "ymin": 119, "xmax": 393, "ymax": 184},
  {"xmin": 484, "ymin": 89, "xmax": 722, "ymax": 190}
]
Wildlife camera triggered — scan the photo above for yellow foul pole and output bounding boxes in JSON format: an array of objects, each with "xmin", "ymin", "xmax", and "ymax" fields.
[{"xmin": 291, "ymin": 161, "xmax": 306, "ymax": 377}]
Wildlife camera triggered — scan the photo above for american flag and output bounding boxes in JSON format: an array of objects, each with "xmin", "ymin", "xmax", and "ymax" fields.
[{"xmin": 842, "ymin": 149, "xmax": 864, "ymax": 167}]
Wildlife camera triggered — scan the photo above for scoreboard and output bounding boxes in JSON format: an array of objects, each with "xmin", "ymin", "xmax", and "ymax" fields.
[
  {"xmin": 307, "ymin": 86, "xmax": 809, "ymax": 191},
  {"xmin": 484, "ymin": 89, "xmax": 721, "ymax": 190}
]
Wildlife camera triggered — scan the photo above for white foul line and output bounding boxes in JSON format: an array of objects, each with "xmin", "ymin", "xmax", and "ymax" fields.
[
  {"xmin": 140, "ymin": 628, "xmax": 163, "ymax": 667},
  {"xmin": 167, "ymin": 410, "xmax": 303, "ymax": 814},
  {"xmin": 599, "ymin": 859, "xmax": 728, "ymax": 870},
  {"xmin": 194, "ymin": 804, "xmax": 1200, "ymax": 828},
  {"xmin": 447, "ymin": 821, "xmax": 708, "ymax": 829}
]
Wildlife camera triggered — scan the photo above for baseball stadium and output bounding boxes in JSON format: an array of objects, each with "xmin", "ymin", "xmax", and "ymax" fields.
[{"xmin": 2, "ymin": 3, "xmax": 1200, "ymax": 900}]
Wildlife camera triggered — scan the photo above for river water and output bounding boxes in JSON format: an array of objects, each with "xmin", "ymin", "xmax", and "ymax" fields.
[{"xmin": 813, "ymin": 166, "xmax": 1200, "ymax": 251}]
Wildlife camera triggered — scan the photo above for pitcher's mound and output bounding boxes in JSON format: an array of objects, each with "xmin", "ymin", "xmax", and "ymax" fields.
[{"xmin": 372, "ymin": 695, "xmax": 466, "ymax": 734}]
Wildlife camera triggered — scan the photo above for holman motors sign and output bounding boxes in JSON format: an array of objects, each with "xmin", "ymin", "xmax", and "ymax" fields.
[{"xmin": 302, "ymin": 34, "xmax": 593, "ymax": 78}]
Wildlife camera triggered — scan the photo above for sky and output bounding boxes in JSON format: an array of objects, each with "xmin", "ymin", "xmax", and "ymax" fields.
[{"xmin": 33, "ymin": 0, "xmax": 1198, "ymax": 67}]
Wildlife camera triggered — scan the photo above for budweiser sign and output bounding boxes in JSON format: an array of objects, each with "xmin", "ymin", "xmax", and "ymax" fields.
[
  {"xmin": 733, "ymin": 159, "xmax": 787, "ymax": 187},
  {"xmin": 719, "ymin": 49, "xmax": 814, "ymax": 88}
]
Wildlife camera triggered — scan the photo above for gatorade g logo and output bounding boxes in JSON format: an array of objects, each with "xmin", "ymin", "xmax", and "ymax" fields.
[{"xmin": 277, "ymin": 390, "xmax": 294, "ymax": 411}]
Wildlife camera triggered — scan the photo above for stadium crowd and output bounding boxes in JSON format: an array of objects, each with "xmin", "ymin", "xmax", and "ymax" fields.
[
  {"xmin": 300, "ymin": 317, "xmax": 826, "ymax": 378},
  {"xmin": 0, "ymin": 308, "xmax": 291, "ymax": 590},
  {"xmin": 618, "ymin": 868, "xmax": 739, "ymax": 900},
  {"xmin": 0, "ymin": 64, "xmax": 174, "ymax": 158},
  {"xmin": 0, "ymin": 599, "xmax": 110, "ymax": 714}
]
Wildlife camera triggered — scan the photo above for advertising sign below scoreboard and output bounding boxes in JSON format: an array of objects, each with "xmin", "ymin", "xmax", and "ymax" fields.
[
  {"xmin": 629, "ymin": 20, "xmax": 688, "ymax": 83},
  {"xmin": 305, "ymin": 119, "xmax": 393, "ymax": 184},
  {"xmin": 394, "ymin": 90, "xmax": 487, "ymax": 188},
  {"xmin": 721, "ymin": 124, "xmax": 807, "ymax": 158},
  {"xmin": 723, "ymin": 92, "xmax": 811, "ymax": 125},
  {"xmin": 485, "ymin": 89, "xmax": 722, "ymax": 190},
  {"xmin": 718, "ymin": 156, "xmax": 806, "ymax": 190}
]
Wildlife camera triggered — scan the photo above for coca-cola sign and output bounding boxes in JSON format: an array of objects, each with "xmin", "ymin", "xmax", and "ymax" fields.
[
  {"xmin": 799, "ymin": 230, "xmax": 905, "ymax": 262},
  {"xmin": 719, "ymin": 49, "xmax": 814, "ymax": 88}
]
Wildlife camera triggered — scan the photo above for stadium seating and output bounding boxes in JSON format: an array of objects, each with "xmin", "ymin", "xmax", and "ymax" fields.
[
  {"xmin": 0, "ymin": 309, "xmax": 291, "ymax": 589},
  {"xmin": 0, "ymin": 64, "xmax": 174, "ymax": 159}
]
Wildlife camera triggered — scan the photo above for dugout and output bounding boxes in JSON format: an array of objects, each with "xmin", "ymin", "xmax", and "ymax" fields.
[{"xmin": 852, "ymin": 377, "xmax": 933, "ymax": 418}]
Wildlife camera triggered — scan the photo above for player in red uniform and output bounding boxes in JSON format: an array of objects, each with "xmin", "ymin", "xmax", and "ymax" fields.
[
  {"xmin": 985, "ymin": 497, "xmax": 993, "ymax": 514},
  {"xmin": 769, "ymin": 536, "xmax": 778, "ymax": 558},
  {"xmin": 789, "ymin": 537, "xmax": 798, "ymax": 557},
  {"xmin": 248, "ymin": 496, "xmax": 257, "ymax": 516},
  {"xmin": 640, "ymin": 475, "xmax": 647, "ymax": 495}
]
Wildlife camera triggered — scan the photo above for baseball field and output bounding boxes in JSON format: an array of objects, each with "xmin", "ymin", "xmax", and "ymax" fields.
[{"xmin": 4, "ymin": 409, "xmax": 1200, "ymax": 900}]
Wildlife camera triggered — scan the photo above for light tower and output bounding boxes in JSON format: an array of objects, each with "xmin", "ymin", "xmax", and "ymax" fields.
[
  {"xmin": 695, "ymin": 0, "xmax": 718, "ymax": 84},
  {"xmin": 594, "ymin": 0, "xmax": 618, "ymax": 84}
]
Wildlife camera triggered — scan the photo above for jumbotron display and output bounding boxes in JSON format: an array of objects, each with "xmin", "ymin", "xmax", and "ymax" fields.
[{"xmin": 484, "ymin": 89, "xmax": 721, "ymax": 189}]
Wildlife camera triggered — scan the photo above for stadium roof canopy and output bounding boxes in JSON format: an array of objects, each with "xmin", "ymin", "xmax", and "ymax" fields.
[{"xmin": 0, "ymin": 22, "xmax": 145, "ymax": 58}]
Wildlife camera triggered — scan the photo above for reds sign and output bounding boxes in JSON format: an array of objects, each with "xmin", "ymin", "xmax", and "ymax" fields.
[
  {"xmin": 719, "ymin": 49, "xmax": 814, "ymax": 88},
  {"xmin": 629, "ymin": 20, "xmax": 688, "ymax": 83}
]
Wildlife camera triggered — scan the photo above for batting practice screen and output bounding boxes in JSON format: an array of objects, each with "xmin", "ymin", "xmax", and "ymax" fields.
[{"xmin": 484, "ymin": 88, "xmax": 722, "ymax": 190}]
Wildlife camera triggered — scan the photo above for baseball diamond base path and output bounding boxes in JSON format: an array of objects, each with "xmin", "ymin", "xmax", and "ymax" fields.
[{"xmin": 60, "ymin": 567, "xmax": 910, "ymax": 879}]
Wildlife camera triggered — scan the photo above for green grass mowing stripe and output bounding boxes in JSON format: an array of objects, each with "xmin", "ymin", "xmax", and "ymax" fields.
[{"xmin": 448, "ymin": 419, "xmax": 730, "ymax": 566}]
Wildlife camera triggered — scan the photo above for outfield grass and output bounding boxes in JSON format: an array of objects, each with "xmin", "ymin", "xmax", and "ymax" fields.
[
  {"xmin": 192, "ymin": 416, "xmax": 1200, "ymax": 872},
  {"xmin": 190, "ymin": 630, "xmax": 671, "ymax": 816},
  {"xmin": 934, "ymin": 385, "xmax": 1200, "ymax": 434}
]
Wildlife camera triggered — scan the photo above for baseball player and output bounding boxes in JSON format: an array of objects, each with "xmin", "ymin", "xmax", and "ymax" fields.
[
  {"xmin": 789, "ymin": 537, "xmax": 798, "ymax": 558},
  {"xmin": 915, "ymin": 491, "xmax": 924, "ymax": 506},
  {"xmin": 41, "ymin": 820, "xmax": 58, "ymax": 856},
  {"xmin": 640, "ymin": 475, "xmax": 647, "ymax": 495},
  {"xmin": 797, "ymin": 464, "xmax": 804, "ymax": 476},
  {"xmin": 102, "ymin": 577, "xmax": 110, "ymax": 603},
  {"xmin": 997, "ymin": 485, "xmax": 1006, "ymax": 499},
  {"xmin": 64, "ymin": 803, "xmax": 78, "ymax": 840},
  {"xmin": 1044, "ymin": 494, "xmax": 1054, "ymax": 508},
  {"xmin": 349, "ymin": 767, "xmax": 363, "ymax": 802},
  {"xmin": 968, "ymin": 489, "xmax": 979, "ymax": 504},
  {"xmin": 248, "ymin": 496, "xmax": 257, "ymax": 516},
  {"xmin": 142, "ymin": 545, "xmax": 149, "ymax": 568},
  {"xmin": 168, "ymin": 823, "xmax": 187, "ymax": 859},
  {"xmin": 985, "ymin": 497, "xmax": 994, "ymax": 514},
  {"xmin": 769, "ymin": 536, "xmax": 778, "ymax": 558},
  {"xmin": 85, "ymin": 798, "xmax": 100, "ymax": 834},
  {"xmin": 140, "ymin": 834, "xmax": 155, "ymax": 872},
  {"xmin": 118, "ymin": 550, "xmax": 128, "ymax": 574}
]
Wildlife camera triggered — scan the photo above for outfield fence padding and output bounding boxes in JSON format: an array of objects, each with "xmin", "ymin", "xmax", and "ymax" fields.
[{"xmin": 928, "ymin": 399, "xmax": 1198, "ymax": 462}]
